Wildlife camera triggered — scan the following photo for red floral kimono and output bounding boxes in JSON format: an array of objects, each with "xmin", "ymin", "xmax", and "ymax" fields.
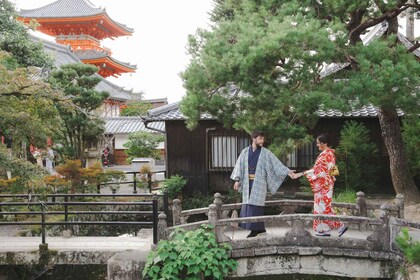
[{"xmin": 305, "ymin": 148, "xmax": 343, "ymax": 232}]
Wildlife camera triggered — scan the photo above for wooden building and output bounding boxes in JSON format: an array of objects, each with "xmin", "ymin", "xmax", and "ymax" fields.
[{"xmin": 142, "ymin": 102, "xmax": 398, "ymax": 196}]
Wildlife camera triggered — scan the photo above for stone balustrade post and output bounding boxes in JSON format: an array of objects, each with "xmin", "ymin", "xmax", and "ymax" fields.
[
  {"xmin": 208, "ymin": 204, "xmax": 218, "ymax": 227},
  {"xmin": 172, "ymin": 199, "xmax": 181, "ymax": 226},
  {"xmin": 395, "ymin": 194, "xmax": 404, "ymax": 219},
  {"xmin": 157, "ymin": 213, "xmax": 167, "ymax": 242},
  {"xmin": 356, "ymin": 191, "xmax": 367, "ymax": 217},
  {"xmin": 208, "ymin": 203, "xmax": 230, "ymax": 242},
  {"xmin": 213, "ymin": 193, "xmax": 223, "ymax": 220},
  {"xmin": 368, "ymin": 202, "xmax": 392, "ymax": 251}
]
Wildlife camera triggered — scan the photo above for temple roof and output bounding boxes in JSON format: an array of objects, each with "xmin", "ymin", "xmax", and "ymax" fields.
[
  {"xmin": 18, "ymin": 0, "xmax": 133, "ymax": 39},
  {"xmin": 38, "ymin": 36, "xmax": 137, "ymax": 101},
  {"xmin": 72, "ymin": 49, "xmax": 136, "ymax": 77},
  {"xmin": 104, "ymin": 117, "xmax": 165, "ymax": 134},
  {"xmin": 74, "ymin": 49, "xmax": 136, "ymax": 69},
  {"xmin": 143, "ymin": 102, "xmax": 214, "ymax": 122},
  {"xmin": 143, "ymin": 102, "xmax": 405, "ymax": 123}
]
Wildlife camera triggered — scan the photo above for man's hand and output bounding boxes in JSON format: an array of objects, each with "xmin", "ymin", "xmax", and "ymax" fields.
[
  {"xmin": 288, "ymin": 170, "xmax": 297, "ymax": 179},
  {"xmin": 233, "ymin": 181, "xmax": 240, "ymax": 190}
]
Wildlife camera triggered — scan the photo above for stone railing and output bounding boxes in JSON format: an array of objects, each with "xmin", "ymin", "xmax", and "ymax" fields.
[
  {"xmin": 170, "ymin": 191, "xmax": 404, "ymax": 225},
  {"xmin": 155, "ymin": 192, "xmax": 415, "ymax": 254}
]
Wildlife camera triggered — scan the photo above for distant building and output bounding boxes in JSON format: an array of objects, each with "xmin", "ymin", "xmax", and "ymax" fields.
[
  {"xmin": 18, "ymin": 0, "xmax": 168, "ymax": 166},
  {"xmin": 18, "ymin": 0, "xmax": 137, "ymax": 117},
  {"xmin": 104, "ymin": 116, "xmax": 165, "ymax": 166},
  {"xmin": 17, "ymin": 0, "xmax": 136, "ymax": 78}
]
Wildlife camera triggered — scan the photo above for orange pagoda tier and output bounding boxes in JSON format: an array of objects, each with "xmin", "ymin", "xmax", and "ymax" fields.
[{"xmin": 18, "ymin": 0, "xmax": 136, "ymax": 78}]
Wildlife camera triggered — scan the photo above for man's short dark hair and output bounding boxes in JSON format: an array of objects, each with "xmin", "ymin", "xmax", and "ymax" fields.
[{"xmin": 251, "ymin": 130, "xmax": 265, "ymax": 139}]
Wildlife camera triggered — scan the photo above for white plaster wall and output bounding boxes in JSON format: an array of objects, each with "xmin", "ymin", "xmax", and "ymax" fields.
[{"xmin": 114, "ymin": 134, "xmax": 128, "ymax": 150}]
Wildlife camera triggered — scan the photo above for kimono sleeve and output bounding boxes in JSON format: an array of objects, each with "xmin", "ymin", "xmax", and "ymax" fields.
[
  {"xmin": 307, "ymin": 150, "xmax": 334, "ymax": 182},
  {"xmin": 265, "ymin": 150, "xmax": 290, "ymax": 195},
  {"xmin": 230, "ymin": 149, "xmax": 246, "ymax": 192}
]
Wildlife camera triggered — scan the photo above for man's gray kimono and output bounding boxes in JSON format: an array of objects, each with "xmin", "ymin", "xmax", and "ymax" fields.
[{"xmin": 230, "ymin": 146, "xmax": 290, "ymax": 206}]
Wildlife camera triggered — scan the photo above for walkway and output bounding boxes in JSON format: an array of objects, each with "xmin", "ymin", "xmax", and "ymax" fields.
[{"xmin": 0, "ymin": 229, "xmax": 153, "ymax": 253}]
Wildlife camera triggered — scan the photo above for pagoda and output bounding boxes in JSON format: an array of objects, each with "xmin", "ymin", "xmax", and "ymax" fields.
[{"xmin": 18, "ymin": 0, "xmax": 136, "ymax": 78}]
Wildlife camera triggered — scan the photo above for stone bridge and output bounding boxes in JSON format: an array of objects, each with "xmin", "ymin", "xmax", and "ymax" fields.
[{"xmin": 158, "ymin": 192, "xmax": 420, "ymax": 279}]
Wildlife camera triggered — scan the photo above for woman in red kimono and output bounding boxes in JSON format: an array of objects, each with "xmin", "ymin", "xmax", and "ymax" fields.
[{"xmin": 296, "ymin": 134, "xmax": 348, "ymax": 237}]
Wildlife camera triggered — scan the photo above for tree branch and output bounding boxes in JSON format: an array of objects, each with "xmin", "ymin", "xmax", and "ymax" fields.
[
  {"xmin": 349, "ymin": 4, "xmax": 410, "ymax": 45},
  {"xmin": 408, "ymin": 42, "xmax": 420, "ymax": 53}
]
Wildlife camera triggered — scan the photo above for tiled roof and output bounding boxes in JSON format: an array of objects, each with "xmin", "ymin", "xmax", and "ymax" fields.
[
  {"xmin": 34, "ymin": 36, "xmax": 137, "ymax": 101},
  {"xmin": 144, "ymin": 102, "xmax": 213, "ymax": 122},
  {"xmin": 317, "ymin": 105, "xmax": 405, "ymax": 118},
  {"xmin": 145, "ymin": 102, "xmax": 406, "ymax": 122},
  {"xmin": 20, "ymin": 0, "xmax": 103, "ymax": 18},
  {"xmin": 143, "ymin": 98, "xmax": 168, "ymax": 104},
  {"xmin": 19, "ymin": 0, "xmax": 133, "ymax": 33},
  {"xmin": 398, "ymin": 33, "xmax": 420, "ymax": 58},
  {"xmin": 319, "ymin": 22, "xmax": 419, "ymax": 78},
  {"xmin": 104, "ymin": 117, "xmax": 165, "ymax": 134},
  {"xmin": 74, "ymin": 49, "xmax": 137, "ymax": 70},
  {"xmin": 320, "ymin": 21, "xmax": 388, "ymax": 78},
  {"xmin": 75, "ymin": 49, "xmax": 108, "ymax": 60}
]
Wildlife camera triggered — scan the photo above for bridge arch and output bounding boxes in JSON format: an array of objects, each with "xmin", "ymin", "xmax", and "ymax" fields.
[{"xmin": 159, "ymin": 192, "xmax": 419, "ymax": 279}]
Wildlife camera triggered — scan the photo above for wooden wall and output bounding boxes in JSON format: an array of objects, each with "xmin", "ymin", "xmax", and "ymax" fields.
[{"xmin": 165, "ymin": 117, "xmax": 394, "ymax": 196}]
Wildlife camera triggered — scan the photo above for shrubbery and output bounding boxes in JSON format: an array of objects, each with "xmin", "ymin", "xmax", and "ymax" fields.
[{"xmin": 142, "ymin": 224, "xmax": 237, "ymax": 279}]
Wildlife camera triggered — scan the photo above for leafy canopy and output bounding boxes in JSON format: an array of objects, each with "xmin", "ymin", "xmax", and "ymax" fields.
[
  {"xmin": 0, "ymin": 0, "xmax": 53, "ymax": 68},
  {"xmin": 123, "ymin": 131, "xmax": 164, "ymax": 162},
  {"xmin": 49, "ymin": 63, "xmax": 109, "ymax": 160},
  {"xmin": 181, "ymin": 0, "xmax": 420, "ymax": 154}
]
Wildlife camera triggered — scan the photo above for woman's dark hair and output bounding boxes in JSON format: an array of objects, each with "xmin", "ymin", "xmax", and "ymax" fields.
[
  {"xmin": 251, "ymin": 130, "xmax": 265, "ymax": 139},
  {"xmin": 317, "ymin": 133, "xmax": 330, "ymax": 145}
]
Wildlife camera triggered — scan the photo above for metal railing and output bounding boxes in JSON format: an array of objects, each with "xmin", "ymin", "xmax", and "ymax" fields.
[
  {"xmin": 0, "ymin": 192, "xmax": 169, "ymax": 245},
  {"xmin": 98, "ymin": 170, "xmax": 166, "ymax": 194}
]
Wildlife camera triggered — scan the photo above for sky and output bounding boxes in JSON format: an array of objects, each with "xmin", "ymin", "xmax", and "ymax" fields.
[{"xmin": 11, "ymin": 0, "xmax": 215, "ymax": 104}]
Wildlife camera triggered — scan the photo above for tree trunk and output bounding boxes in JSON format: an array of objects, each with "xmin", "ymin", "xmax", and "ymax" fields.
[{"xmin": 378, "ymin": 107, "xmax": 420, "ymax": 203}]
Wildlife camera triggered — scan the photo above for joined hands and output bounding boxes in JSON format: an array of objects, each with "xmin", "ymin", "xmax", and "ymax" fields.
[{"xmin": 288, "ymin": 170, "xmax": 304, "ymax": 179}]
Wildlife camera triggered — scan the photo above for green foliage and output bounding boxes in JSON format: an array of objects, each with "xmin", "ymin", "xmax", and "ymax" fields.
[
  {"xmin": 333, "ymin": 190, "xmax": 357, "ymax": 203},
  {"xmin": 335, "ymin": 121, "xmax": 380, "ymax": 193},
  {"xmin": 396, "ymin": 227, "xmax": 420, "ymax": 265},
  {"xmin": 182, "ymin": 190, "xmax": 241, "ymax": 211},
  {"xmin": 123, "ymin": 131, "xmax": 164, "ymax": 162},
  {"xmin": 49, "ymin": 63, "xmax": 109, "ymax": 160},
  {"xmin": 181, "ymin": 0, "xmax": 420, "ymax": 200},
  {"xmin": 0, "ymin": 145, "xmax": 47, "ymax": 191},
  {"xmin": 0, "ymin": 0, "xmax": 53, "ymax": 68},
  {"xmin": 101, "ymin": 169, "xmax": 126, "ymax": 193},
  {"xmin": 402, "ymin": 117, "xmax": 420, "ymax": 177},
  {"xmin": 120, "ymin": 99, "xmax": 151, "ymax": 116},
  {"xmin": 164, "ymin": 174, "xmax": 187, "ymax": 199},
  {"xmin": 0, "ymin": 51, "xmax": 67, "ymax": 159},
  {"xmin": 182, "ymin": 192, "xmax": 214, "ymax": 210},
  {"xmin": 142, "ymin": 224, "xmax": 237, "ymax": 279}
]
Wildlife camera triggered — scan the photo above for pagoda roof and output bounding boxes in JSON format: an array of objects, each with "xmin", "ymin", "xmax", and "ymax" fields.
[
  {"xmin": 37, "ymin": 36, "xmax": 137, "ymax": 101},
  {"xmin": 18, "ymin": 0, "xmax": 133, "ymax": 39},
  {"xmin": 74, "ymin": 49, "xmax": 136, "ymax": 77}
]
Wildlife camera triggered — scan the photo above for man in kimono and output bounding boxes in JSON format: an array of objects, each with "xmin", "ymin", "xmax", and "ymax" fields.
[{"xmin": 231, "ymin": 130, "xmax": 295, "ymax": 238}]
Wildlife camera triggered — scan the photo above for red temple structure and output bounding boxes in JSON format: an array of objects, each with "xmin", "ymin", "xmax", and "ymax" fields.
[{"xmin": 18, "ymin": 0, "xmax": 136, "ymax": 78}]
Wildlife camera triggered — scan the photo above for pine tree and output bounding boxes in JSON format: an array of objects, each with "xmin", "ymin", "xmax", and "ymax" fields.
[{"xmin": 181, "ymin": 0, "xmax": 420, "ymax": 202}]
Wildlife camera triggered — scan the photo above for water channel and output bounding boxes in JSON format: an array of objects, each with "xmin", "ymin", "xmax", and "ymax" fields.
[{"xmin": 0, "ymin": 265, "xmax": 392, "ymax": 280}]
